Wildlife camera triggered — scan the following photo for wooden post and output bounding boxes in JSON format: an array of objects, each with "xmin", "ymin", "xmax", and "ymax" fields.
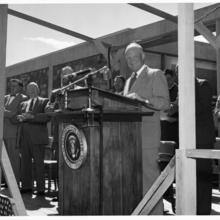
[
  {"xmin": 216, "ymin": 19, "xmax": 220, "ymax": 135},
  {"xmin": 0, "ymin": 4, "xmax": 8, "ymax": 184},
  {"xmin": 176, "ymin": 3, "xmax": 197, "ymax": 214}
]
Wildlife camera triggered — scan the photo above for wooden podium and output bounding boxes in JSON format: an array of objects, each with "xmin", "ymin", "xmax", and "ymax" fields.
[{"xmin": 52, "ymin": 87, "xmax": 153, "ymax": 215}]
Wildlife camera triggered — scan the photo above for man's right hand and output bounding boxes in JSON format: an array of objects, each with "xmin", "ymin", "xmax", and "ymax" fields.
[{"xmin": 17, "ymin": 114, "xmax": 25, "ymax": 122}]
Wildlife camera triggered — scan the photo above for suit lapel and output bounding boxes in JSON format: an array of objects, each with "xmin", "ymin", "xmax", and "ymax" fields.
[
  {"xmin": 5, "ymin": 95, "xmax": 10, "ymax": 106},
  {"xmin": 130, "ymin": 66, "xmax": 148, "ymax": 92}
]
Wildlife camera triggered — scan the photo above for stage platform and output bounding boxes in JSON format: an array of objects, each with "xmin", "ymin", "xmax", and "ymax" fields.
[{"xmin": 0, "ymin": 184, "xmax": 220, "ymax": 215}]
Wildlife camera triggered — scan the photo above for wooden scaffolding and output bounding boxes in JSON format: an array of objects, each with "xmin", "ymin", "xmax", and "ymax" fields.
[{"xmin": 1, "ymin": 3, "xmax": 220, "ymax": 215}]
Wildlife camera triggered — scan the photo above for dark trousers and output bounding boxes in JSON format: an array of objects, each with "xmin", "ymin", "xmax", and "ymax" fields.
[
  {"xmin": 20, "ymin": 135, "xmax": 45, "ymax": 192},
  {"xmin": 161, "ymin": 120, "xmax": 179, "ymax": 146},
  {"xmin": 196, "ymin": 158, "xmax": 213, "ymax": 215},
  {"xmin": 4, "ymin": 138, "xmax": 20, "ymax": 184}
]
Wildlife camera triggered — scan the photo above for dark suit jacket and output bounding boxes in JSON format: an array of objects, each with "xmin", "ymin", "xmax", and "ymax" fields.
[
  {"xmin": 195, "ymin": 78, "xmax": 215, "ymax": 147},
  {"xmin": 19, "ymin": 97, "xmax": 49, "ymax": 145},
  {"xmin": 4, "ymin": 93, "xmax": 28, "ymax": 139}
]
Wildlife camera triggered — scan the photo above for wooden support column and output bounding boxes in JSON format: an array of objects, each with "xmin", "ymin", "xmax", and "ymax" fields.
[
  {"xmin": 216, "ymin": 19, "xmax": 220, "ymax": 135},
  {"xmin": 0, "ymin": 4, "xmax": 8, "ymax": 184},
  {"xmin": 176, "ymin": 3, "xmax": 197, "ymax": 215}
]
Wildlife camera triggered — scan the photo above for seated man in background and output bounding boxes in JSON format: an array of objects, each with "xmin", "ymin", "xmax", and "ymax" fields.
[
  {"xmin": 113, "ymin": 75, "xmax": 125, "ymax": 95},
  {"xmin": 3, "ymin": 79, "xmax": 27, "ymax": 185},
  {"xmin": 17, "ymin": 82, "xmax": 49, "ymax": 196}
]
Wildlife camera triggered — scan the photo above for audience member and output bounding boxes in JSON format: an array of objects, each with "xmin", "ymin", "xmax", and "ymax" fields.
[
  {"xmin": 160, "ymin": 69, "xmax": 179, "ymax": 145},
  {"xmin": 123, "ymin": 42, "xmax": 170, "ymax": 215},
  {"xmin": 195, "ymin": 77, "xmax": 215, "ymax": 215},
  {"xmin": 45, "ymin": 65, "xmax": 83, "ymax": 113},
  {"xmin": 17, "ymin": 82, "xmax": 49, "ymax": 196},
  {"xmin": 113, "ymin": 75, "xmax": 125, "ymax": 95},
  {"xmin": 3, "ymin": 79, "xmax": 27, "ymax": 184},
  {"xmin": 160, "ymin": 69, "xmax": 178, "ymax": 213}
]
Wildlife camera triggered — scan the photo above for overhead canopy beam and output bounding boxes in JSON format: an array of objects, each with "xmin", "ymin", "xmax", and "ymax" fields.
[
  {"xmin": 195, "ymin": 22, "xmax": 217, "ymax": 48},
  {"xmin": 129, "ymin": 3, "xmax": 177, "ymax": 23},
  {"xmin": 8, "ymin": 8, "xmax": 94, "ymax": 42},
  {"xmin": 8, "ymin": 9, "xmax": 110, "ymax": 61},
  {"xmin": 129, "ymin": 3, "xmax": 219, "ymax": 50}
]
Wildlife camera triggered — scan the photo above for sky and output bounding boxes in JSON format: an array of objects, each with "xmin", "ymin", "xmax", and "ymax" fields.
[{"xmin": 4, "ymin": 2, "xmax": 213, "ymax": 66}]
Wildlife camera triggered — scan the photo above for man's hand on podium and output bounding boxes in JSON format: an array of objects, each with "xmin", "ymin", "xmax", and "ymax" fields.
[{"xmin": 125, "ymin": 92, "xmax": 149, "ymax": 104}]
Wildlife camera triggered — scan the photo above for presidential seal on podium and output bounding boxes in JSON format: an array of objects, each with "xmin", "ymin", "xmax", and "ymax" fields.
[{"xmin": 61, "ymin": 124, "xmax": 88, "ymax": 169}]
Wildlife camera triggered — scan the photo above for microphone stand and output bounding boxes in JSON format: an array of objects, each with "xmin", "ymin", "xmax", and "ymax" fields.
[{"xmin": 55, "ymin": 66, "xmax": 107, "ymax": 114}]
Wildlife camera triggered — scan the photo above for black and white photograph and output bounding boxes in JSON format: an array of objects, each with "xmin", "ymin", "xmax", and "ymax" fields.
[{"xmin": 0, "ymin": 1, "xmax": 220, "ymax": 217}]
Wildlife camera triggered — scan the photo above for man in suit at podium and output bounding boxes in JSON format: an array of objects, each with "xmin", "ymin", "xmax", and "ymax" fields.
[
  {"xmin": 123, "ymin": 42, "xmax": 170, "ymax": 215},
  {"xmin": 4, "ymin": 79, "xmax": 27, "ymax": 184},
  {"xmin": 17, "ymin": 82, "xmax": 49, "ymax": 195}
]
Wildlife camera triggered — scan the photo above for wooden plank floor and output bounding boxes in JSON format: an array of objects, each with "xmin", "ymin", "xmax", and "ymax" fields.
[{"xmin": 1, "ymin": 184, "xmax": 220, "ymax": 215}]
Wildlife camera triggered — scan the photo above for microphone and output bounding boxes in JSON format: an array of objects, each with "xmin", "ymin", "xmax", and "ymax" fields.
[{"xmin": 63, "ymin": 68, "xmax": 92, "ymax": 79}]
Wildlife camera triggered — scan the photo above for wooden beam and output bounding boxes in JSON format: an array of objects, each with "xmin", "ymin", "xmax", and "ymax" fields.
[
  {"xmin": 8, "ymin": 8, "xmax": 94, "ymax": 42},
  {"xmin": 140, "ymin": 164, "xmax": 175, "ymax": 215},
  {"xmin": 186, "ymin": 149, "xmax": 220, "ymax": 159},
  {"xmin": 0, "ymin": 4, "xmax": 7, "ymax": 162},
  {"xmin": 129, "ymin": 3, "xmax": 177, "ymax": 23},
  {"xmin": 1, "ymin": 142, "xmax": 27, "ymax": 215},
  {"xmin": 129, "ymin": 3, "xmax": 219, "ymax": 50},
  {"xmin": 216, "ymin": 19, "xmax": 220, "ymax": 136},
  {"xmin": 195, "ymin": 22, "xmax": 217, "ymax": 48},
  {"xmin": 127, "ymin": 3, "xmax": 220, "ymax": 50},
  {"xmin": 176, "ymin": 4, "xmax": 196, "ymax": 215},
  {"xmin": 132, "ymin": 157, "xmax": 175, "ymax": 215},
  {"xmin": 8, "ymin": 9, "xmax": 109, "ymax": 62}
]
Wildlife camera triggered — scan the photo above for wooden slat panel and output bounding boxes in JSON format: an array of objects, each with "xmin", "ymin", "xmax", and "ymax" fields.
[
  {"xmin": 60, "ymin": 122, "xmax": 100, "ymax": 215},
  {"xmin": 102, "ymin": 121, "xmax": 142, "ymax": 214}
]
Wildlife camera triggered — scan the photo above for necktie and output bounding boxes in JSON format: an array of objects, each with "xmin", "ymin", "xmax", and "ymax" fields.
[
  {"xmin": 29, "ymin": 99, "xmax": 34, "ymax": 112},
  {"xmin": 128, "ymin": 72, "xmax": 137, "ymax": 91}
]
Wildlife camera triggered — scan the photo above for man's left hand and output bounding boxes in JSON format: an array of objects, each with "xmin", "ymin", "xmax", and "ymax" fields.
[
  {"xmin": 22, "ymin": 112, "xmax": 34, "ymax": 120},
  {"xmin": 126, "ymin": 92, "xmax": 144, "ymax": 102}
]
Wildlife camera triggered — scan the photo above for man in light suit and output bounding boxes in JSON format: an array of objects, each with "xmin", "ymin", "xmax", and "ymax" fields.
[
  {"xmin": 123, "ymin": 43, "xmax": 170, "ymax": 215},
  {"xmin": 3, "ymin": 79, "xmax": 27, "ymax": 184},
  {"xmin": 17, "ymin": 82, "xmax": 49, "ymax": 196}
]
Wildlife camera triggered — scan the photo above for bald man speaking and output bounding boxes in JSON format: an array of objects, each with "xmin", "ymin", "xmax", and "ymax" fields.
[{"xmin": 123, "ymin": 43, "xmax": 170, "ymax": 215}]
